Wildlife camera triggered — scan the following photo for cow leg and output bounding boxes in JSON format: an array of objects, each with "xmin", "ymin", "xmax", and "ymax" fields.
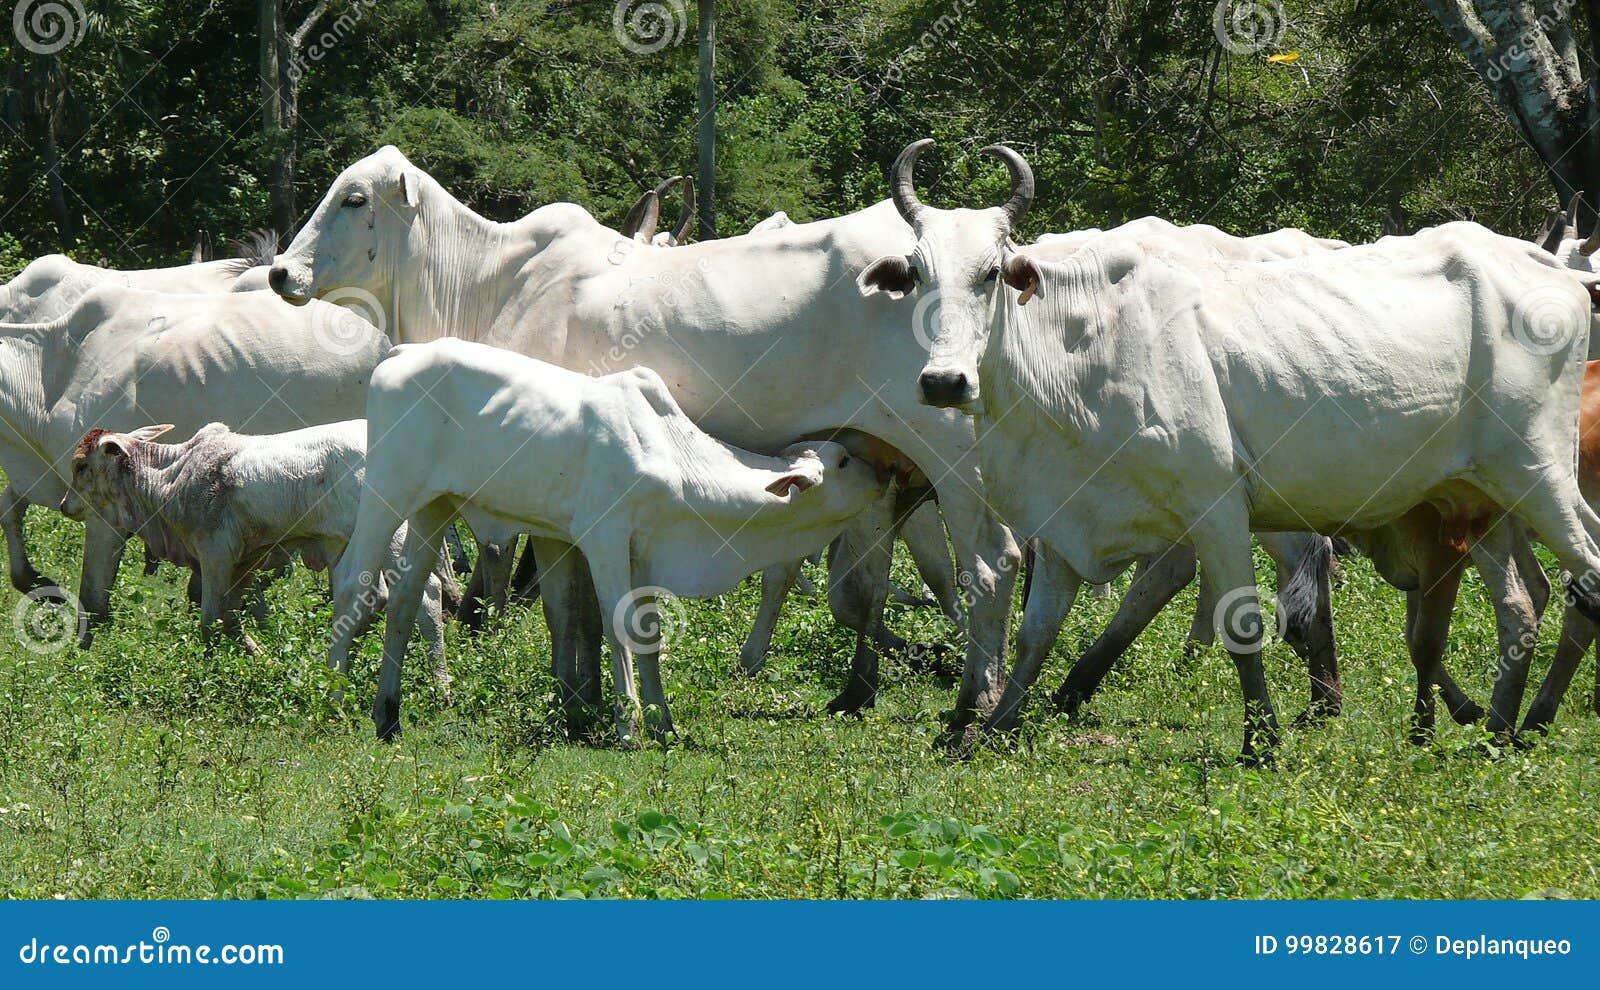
[
  {"xmin": 0, "ymin": 486, "xmax": 51, "ymax": 593},
  {"xmin": 1469, "ymin": 518, "xmax": 1541, "ymax": 742},
  {"xmin": 196, "ymin": 552, "xmax": 246, "ymax": 651},
  {"xmin": 510, "ymin": 540, "xmax": 541, "ymax": 603},
  {"xmin": 1404, "ymin": 548, "xmax": 1469, "ymax": 742},
  {"xmin": 456, "ymin": 538, "xmax": 493, "ymax": 630},
  {"xmin": 76, "ymin": 519, "xmax": 129, "ymax": 647},
  {"xmin": 373, "ymin": 502, "xmax": 451, "ymax": 741},
  {"xmin": 824, "ymin": 505, "xmax": 896, "ymax": 715},
  {"xmin": 580, "ymin": 532, "xmax": 646, "ymax": 745},
  {"xmin": 739, "ymin": 558, "xmax": 803, "ymax": 677},
  {"xmin": 185, "ymin": 566, "xmax": 203, "ymax": 606},
  {"xmin": 1522, "ymin": 606, "xmax": 1596, "ymax": 733},
  {"xmin": 1193, "ymin": 511, "xmax": 1279, "ymax": 765},
  {"xmin": 1051, "ymin": 544, "xmax": 1195, "ymax": 717},
  {"xmin": 986, "ymin": 543, "xmax": 1082, "ymax": 733},
  {"xmin": 624, "ymin": 588, "xmax": 675, "ymax": 742},
  {"xmin": 531, "ymin": 538, "xmax": 604, "ymax": 734},
  {"xmin": 936, "ymin": 484, "xmax": 1021, "ymax": 736},
  {"xmin": 1261, "ymin": 534, "xmax": 1342, "ymax": 724},
  {"xmin": 1495, "ymin": 472, "xmax": 1600, "ymax": 622},
  {"xmin": 479, "ymin": 539, "xmax": 517, "ymax": 617},
  {"xmin": 329, "ymin": 494, "xmax": 407, "ymax": 680},
  {"xmin": 901, "ymin": 502, "xmax": 965, "ymax": 627},
  {"xmin": 420, "ymin": 574, "xmax": 452, "ymax": 700}
]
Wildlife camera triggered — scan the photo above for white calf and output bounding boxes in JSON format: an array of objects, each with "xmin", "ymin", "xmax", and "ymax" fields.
[{"xmin": 331, "ymin": 338, "xmax": 884, "ymax": 742}]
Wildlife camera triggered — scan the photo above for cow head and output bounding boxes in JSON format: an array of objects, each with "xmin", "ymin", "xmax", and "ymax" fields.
[
  {"xmin": 767, "ymin": 440, "xmax": 882, "ymax": 517},
  {"xmin": 269, "ymin": 145, "xmax": 425, "ymax": 304},
  {"xmin": 61, "ymin": 424, "xmax": 174, "ymax": 522},
  {"xmin": 858, "ymin": 139, "xmax": 1042, "ymax": 411},
  {"xmin": 1542, "ymin": 193, "xmax": 1600, "ymax": 273}
]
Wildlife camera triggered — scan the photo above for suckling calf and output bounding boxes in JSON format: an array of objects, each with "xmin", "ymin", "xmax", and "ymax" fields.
[
  {"xmin": 62, "ymin": 421, "xmax": 448, "ymax": 688},
  {"xmin": 331, "ymin": 338, "xmax": 885, "ymax": 742}
]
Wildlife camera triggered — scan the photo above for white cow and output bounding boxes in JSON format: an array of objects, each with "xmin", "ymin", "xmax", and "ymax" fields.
[
  {"xmin": 330, "ymin": 338, "xmax": 885, "ymax": 742},
  {"xmin": 59, "ymin": 420, "xmax": 448, "ymax": 673},
  {"xmin": 0, "ymin": 236, "xmax": 278, "ymax": 591},
  {"xmin": 1032, "ymin": 219, "xmax": 1348, "ymax": 260},
  {"xmin": 269, "ymin": 146, "xmax": 1021, "ymax": 737},
  {"xmin": 863, "ymin": 139, "xmax": 1600, "ymax": 760},
  {"xmin": 0, "ymin": 286, "xmax": 388, "ymax": 640}
]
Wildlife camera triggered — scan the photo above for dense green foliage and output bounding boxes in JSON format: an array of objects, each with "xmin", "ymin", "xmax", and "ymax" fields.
[
  {"xmin": 0, "ymin": 0, "xmax": 1564, "ymax": 276},
  {"xmin": 1, "ymin": 511, "xmax": 1596, "ymax": 898}
]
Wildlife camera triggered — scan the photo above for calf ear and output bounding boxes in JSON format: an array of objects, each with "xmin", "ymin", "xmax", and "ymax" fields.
[
  {"xmin": 1003, "ymin": 254, "xmax": 1043, "ymax": 305},
  {"xmin": 857, "ymin": 256, "xmax": 918, "ymax": 300},
  {"xmin": 127, "ymin": 424, "xmax": 176, "ymax": 443},
  {"xmin": 399, "ymin": 170, "xmax": 421, "ymax": 209},
  {"xmin": 764, "ymin": 474, "xmax": 817, "ymax": 498}
]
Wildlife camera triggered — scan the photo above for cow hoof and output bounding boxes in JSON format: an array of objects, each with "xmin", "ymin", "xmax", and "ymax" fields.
[
  {"xmin": 1447, "ymin": 699, "xmax": 1486, "ymax": 726},
  {"xmin": 825, "ymin": 685, "xmax": 876, "ymax": 716},
  {"xmin": 1049, "ymin": 686, "xmax": 1089, "ymax": 719},
  {"xmin": 13, "ymin": 572, "xmax": 56, "ymax": 594},
  {"xmin": 1407, "ymin": 721, "xmax": 1434, "ymax": 747},
  {"xmin": 1292, "ymin": 700, "xmax": 1341, "ymax": 728}
]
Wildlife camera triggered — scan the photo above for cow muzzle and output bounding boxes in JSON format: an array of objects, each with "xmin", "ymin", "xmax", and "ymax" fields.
[
  {"xmin": 268, "ymin": 263, "xmax": 314, "ymax": 303},
  {"xmin": 918, "ymin": 366, "xmax": 978, "ymax": 410},
  {"xmin": 58, "ymin": 491, "xmax": 86, "ymax": 522}
]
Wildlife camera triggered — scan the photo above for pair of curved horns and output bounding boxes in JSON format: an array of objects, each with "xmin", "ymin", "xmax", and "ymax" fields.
[
  {"xmin": 890, "ymin": 139, "xmax": 1035, "ymax": 228},
  {"xmin": 620, "ymin": 175, "xmax": 698, "ymax": 243}
]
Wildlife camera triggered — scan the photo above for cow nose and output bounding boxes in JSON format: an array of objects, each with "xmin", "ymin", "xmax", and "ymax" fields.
[
  {"xmin": 919, "ymin": 368, "xmax": 971, "ymax": 407},
  {"xmin": 267, "ymin": 266, "xmax": 289, "ymax": 294}
]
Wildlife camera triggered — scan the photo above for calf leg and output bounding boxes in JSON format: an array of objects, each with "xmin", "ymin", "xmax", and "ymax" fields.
[
  {"xmin": 510, "ymin": 540, "xmax": 541, "ymax": 603},
  {"xmin": 579, "ymin": 533, "xmax": 645, "ymax": 744},
  {"xmin": 986, "ymin": 544, "xmax": 1082, "ymax": 733},
  {"xmin": 76, "ymin": 519, "xmax": 129, "ymax": 647},
  {"xmin": 329, "ymin": 494, "xmax": 408, "ymax": 679},
  {"xmin": 458, "ymin": 537, "xmax": 517, "ymax": 630},
  {"xmin": 373, "ymin": 502, "xmax": 451, "ymax": 741},
  {"xmin": 901, "ymin": 502, "xmax": 965, "ymax": 628},
  {"xmin": 1051, "ymin": 544, "xmax": 1194, "ymax": 717},
  {"xmin": 420, "ymin": 574, "xmax": 452, "ymax": 700},
  {"xmin": 0, "ymin": 486, "xmax": 51, "ymax": 593},
  {"xmin": 1522, "ymin": 607, "xmax": 1596, "ymax": 733},
  {"xmin": 531, "ymin": 537, "xmax": 603, "ymax": 733},
  {"xmin": 739, "ymin": 558, "xmax": 803, "ymax": 677}
]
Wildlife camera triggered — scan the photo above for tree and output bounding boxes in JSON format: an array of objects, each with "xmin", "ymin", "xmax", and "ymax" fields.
[
  {"xmin": 1424, "ymin": 1, "xmax": 1600, "ymax": 224},
  {"xmin": 697, "ymin": 0, "xmax": 718, "ymax": 238},
  {"xmin": 259, "ymin": 0, "xmax": 335, "ymax": 241}
]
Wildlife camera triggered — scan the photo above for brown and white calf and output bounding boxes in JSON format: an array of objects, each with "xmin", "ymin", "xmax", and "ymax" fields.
[{"xmin": 61, "ymin": 421, "xmax": 449, "ymax": 690}]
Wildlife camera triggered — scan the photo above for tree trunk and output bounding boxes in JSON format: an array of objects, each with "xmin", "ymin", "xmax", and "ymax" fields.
[
  {"xmin": 1424, "ymin": 1, "xmax": 1598, "ymax": 231},
  {"xmin": 697, "ymin": 0, "xmax": 717, "ymax": 239},
  {"xmin": 260, "ymin": 1, "xmax": 331, "ymax": 242}
]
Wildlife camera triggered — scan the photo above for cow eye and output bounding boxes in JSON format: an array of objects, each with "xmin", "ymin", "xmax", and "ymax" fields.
[
  {"xmin": 984, "ymin": 266, "xmax": 1000, "ymax": 283},
  {"xmin": 342, "ymin": 192, "xmax": 368, "ymax": 208},
  {"xmin": 839, "ymin": 454, "xmax": 851, "ymax": 468}
]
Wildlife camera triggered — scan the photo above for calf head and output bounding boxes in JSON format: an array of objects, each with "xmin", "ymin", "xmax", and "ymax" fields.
[
  {"xmin": 61, "ymin": 424, "xmax": 175, "ymax": 522},
  {"xmin": 767, "ymin": 440, "xmax": 883, "ymax": 520},
  {"xmin": 269, "ymin": 145, "xmax": 425, "ymax": 304},
  {"xmin": 858, "ymin": 139, "xmax": 1044, "ymax": 411}
]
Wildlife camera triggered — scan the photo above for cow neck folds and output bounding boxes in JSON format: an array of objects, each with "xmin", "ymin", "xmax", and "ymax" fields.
[
  {"xmin": 984, "ymin": 256, "xmax": 1108, "ymax": 434},
  {"xmin": 396, "ymin": 186, "xmax": 528, "ymax": 345},
  {"xmin": 0, "ymin": 320, "xmax": 57, "ymax": 445}
]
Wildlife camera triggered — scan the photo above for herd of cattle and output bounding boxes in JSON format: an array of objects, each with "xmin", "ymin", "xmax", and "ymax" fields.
[{"xmin": 7, "ymin": 139, "xmax": 1600, "ymax": 761}]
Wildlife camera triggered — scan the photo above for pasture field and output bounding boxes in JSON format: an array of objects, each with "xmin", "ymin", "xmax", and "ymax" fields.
[{"xmin": 1, "ymin": 507, "xmax": 1597, "ymax": 900}]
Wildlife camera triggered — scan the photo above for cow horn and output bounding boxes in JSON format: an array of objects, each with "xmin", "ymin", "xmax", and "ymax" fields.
[
  {"xmin": 619, "ymin": 187, "xmax": 663, "ymax": 241},
  {"xmin": 980, "ymin": 144, "xmax": 1035, "ymax": 228},
  {"xmin": 1567, "ymin": 192, "xmax": 1584, "ymax": 239},
  {"xmin": 670, "ymin": 175, "xmax": 696, "ymax": 245},
  {"xmin": 1538, "ymin": 208, "xmax": 1567, "ymax": 253},
  {"xmin": 891, "ymin": 138, "xmax": 934, "ymax": 224}
]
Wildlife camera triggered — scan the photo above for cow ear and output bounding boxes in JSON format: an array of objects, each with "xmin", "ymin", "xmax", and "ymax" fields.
[
  {"xmin": 857, "ymin": 256, "xmax": 918, "ymax": 300},
  {"xmin": 96, "ymin": 436, "xmax": 127, "ymax": 460},
  {"xmin": 127, "ymin": 424, "xmax": 175, "ymax": 443},
  {"xmin": 399, "ymin": 171, "xmax": 421, "ymax": 209},
  {"xmin": 764, "ymin": 473, "xmax": 816, "ymax": 498},
  {"xmin": 1003, "ymin": 254, "xmax": 1044, "ymax": 305}
]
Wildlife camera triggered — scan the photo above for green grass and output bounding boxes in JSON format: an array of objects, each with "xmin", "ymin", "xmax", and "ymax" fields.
[{"xmin": 1, "ymin": 508, "xmax": 1598, "ymax": 899}]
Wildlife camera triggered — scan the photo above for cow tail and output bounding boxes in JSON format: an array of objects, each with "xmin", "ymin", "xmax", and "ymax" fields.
[{"xmin": 1278, "ymin": 536, "xmax": 1332, "ymax": 646}]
